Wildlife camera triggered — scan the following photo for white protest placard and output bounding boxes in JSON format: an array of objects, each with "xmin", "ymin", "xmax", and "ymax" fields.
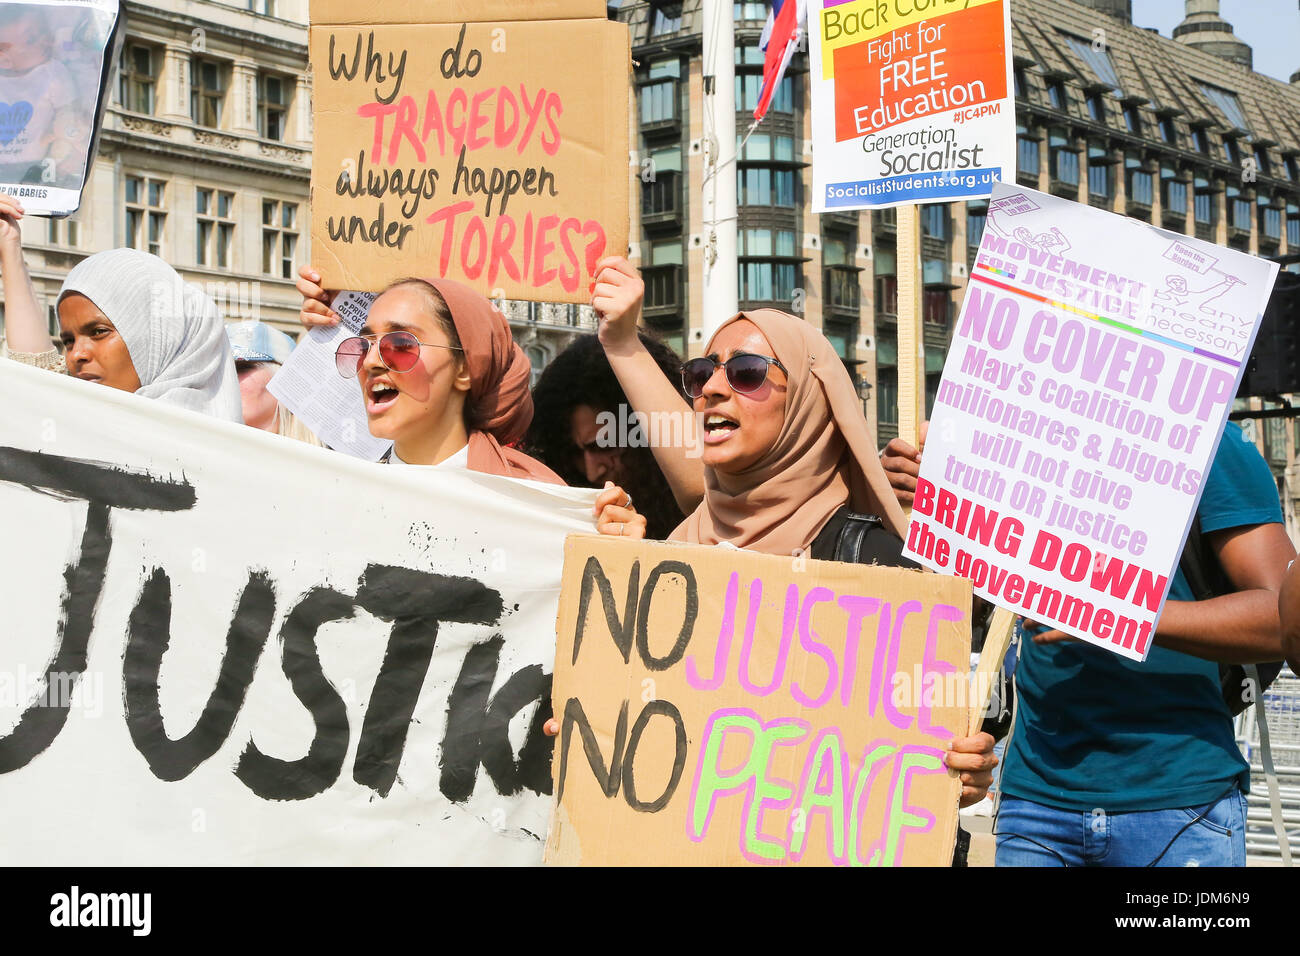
[
  {"xmin": 0, "ymin": 0, "xmax": 121, "ymax": 216},
  {"xmin": 903, "ymin": 183, "xmax": 1278, "ymax": 661},
  {"xmin": 0, "ymin": 359, "xmax": 596, "ymax": 864},
  {"xmin": 268, "ymin": 291, "xmax": 392, "ymax": 460},
  {"xmin": 807, "ymin": 0, "xmax": 1014, "ymax": 212}
]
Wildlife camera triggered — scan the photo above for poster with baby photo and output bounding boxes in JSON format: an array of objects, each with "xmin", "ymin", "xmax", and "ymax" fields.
[{"xmin": 0, "ymin": 0, "xmax": 121, "ymax": 216}]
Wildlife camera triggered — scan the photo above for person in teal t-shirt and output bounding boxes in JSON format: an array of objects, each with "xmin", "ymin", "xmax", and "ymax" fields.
[{"xmin": 995, "ymin": 421, "xmax": 1293, "ymax": 866}]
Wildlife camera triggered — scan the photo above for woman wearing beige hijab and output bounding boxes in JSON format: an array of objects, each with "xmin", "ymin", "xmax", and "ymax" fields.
[
  {"xmin": 546, "ymin": 261, "xmax": 999, "ymax": 820},
  {"xmin": 670, "ymin": 307, "xmax": 907, "ymax": 556}
]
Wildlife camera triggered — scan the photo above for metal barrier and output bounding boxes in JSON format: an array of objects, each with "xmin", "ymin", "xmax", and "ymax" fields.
[{"xmin": 1236, "ymin": 667, "xmax": 1300, "ymax": 863}]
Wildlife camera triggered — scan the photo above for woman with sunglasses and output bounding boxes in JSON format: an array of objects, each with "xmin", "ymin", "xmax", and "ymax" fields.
[
  {"xmin": 300, "ymin": 268, "xmax": 643, "ymax": 535},
  {"xmin": 571, "ymin": 263, "xmax": 999, "ymax": 823}
]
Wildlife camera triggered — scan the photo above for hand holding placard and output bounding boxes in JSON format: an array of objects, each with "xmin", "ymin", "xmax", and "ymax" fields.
[{"xmin": 309, "ymin": 4, "xmax": 630, "ymax": 301}]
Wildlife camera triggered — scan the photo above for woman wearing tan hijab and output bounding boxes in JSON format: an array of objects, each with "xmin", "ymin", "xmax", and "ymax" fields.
[
  {"xmin": 299, "ymin": 269, "xmax": 642, "ymax": 534},
  {"xmin": 579, "ymin": 261, "xmax": 997, "ymax": 816},
  {"xmin": 670, "ymin": 307, "xmax": 908, "ymax": 555}
]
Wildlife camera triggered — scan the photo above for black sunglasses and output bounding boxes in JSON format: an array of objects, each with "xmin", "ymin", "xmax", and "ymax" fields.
[{"xmin": 679, "ymin": 353, "xmax": 787, "ymax": 399}]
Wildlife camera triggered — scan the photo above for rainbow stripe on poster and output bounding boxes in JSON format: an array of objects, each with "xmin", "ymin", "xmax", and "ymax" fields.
[{"xmin": 970, "ymin": 267, "xmax": 1240, "ymax": 368}]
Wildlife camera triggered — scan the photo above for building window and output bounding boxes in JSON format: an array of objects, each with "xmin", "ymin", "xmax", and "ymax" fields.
[
  {"xmin": 1050, "ymin": 130, "xmax": 1078, "ymax": 185},
  {"xmin": 967, "ymin": 202, "xmax": 988, "ymax": 249},
  {"xmin": 248, "ymin": 0, "xmax": 277, "ymax": 15},
  {"xmin": 1087, "ymin": 144, "xmax": 1112, "ymax": 199},
  {"xmin": 650, "ymin": 3, "xmax": 683, "ymax": 37},
  {"xmin": 1223, "ymin": 136, "xmax": 1240, "ymax": 165},
  {"xmin": 196, "ymin": 188, "xmax": 235, "ymax": 268},
  {"xmin": 1123, "ymin": 104, "xmax": 1141, "ymax": 134},
  {"xmin": 736, "ymin": 72, "xmax": 793, "ymax": 114},
  {"xmin": 648, "ymin": 58, "xmax": 680, "ymax": 80},
  {"xmin": 119, "ymin": 44, "xmax": 156, "ymax": 114},
  {"xmin": 876, "ymin": 334, "xmax": 897, "ymax": 426},
  {"xmin": 1013, "ymin": 67, "xmax": 1025, "ymax": 98},
  {"xmin": 738, "ymin": 167, "xmax": 795, "ymax": 207},
  {"xmin": 920, "ymin": 205, "xmax": 947, "ymax": 240},
  {"xmin": 874, "ymin": 246, "xmax": 897, "ymax": 315},
  {"xmin": 639, "ymin": 80, "xmax": 676, "ymax": 125},
  {"xmin": 1194, "ymin": 177, "xmax": 1216, "ymax": 225},
  {"xmin": 1226, "ymin": 186, "xmax": 1251, "ymax": 231},
  {"xmin": 1259, "ymin": 198, "xmax": 1282, "ymax": 241},
  {"xmin": 262, "ymin": 199, "xmax": 298, "ymax": 278},
  {"xmin": 923, "ymin": 288, "xmax": 950, "ymax": 326},
  {"xmin": 1087, "ymin": 93, "xmax": 1105, "ymax": 122},
  {"xmin": 1125, "ymin": 153, "xmax": 1152, "ymax": 207},
  {"xmin": 734, "ymin": 1, "xmax": 766, "ymax": 18},
  {"xmin": 258, "ymin": 73, "xmax": 291, "ymax": 141},
  {"xmin": 1198, "ymin": 83, "xmax": 1250, "ymax": 132},
  {"xmin": 739, "ymin": 262, "xmax": 797, "ymax": 302},
  {"xmin": 46, "ymin": 218, "xmax": 79, "ymax": 248},
  {"xmin": 1159, "ymin": 115, "xmax": 1178, "ymax": 145},
  {"xmin": 1017, "ymin": 125, "xmax": 1039, "ymax": 177},
  {"xmin": 1161, "ymin": 165, "xmax": 1188, "ymax": 215},
  {"xmin": 1193, "ymin": 126, "xmax": 1210, "ymax": 155},
  {"xmin": 1253, "ymin": 146, "xmax": 1270, "ymax": 177},
  {"xmin": 190, "ymin": 58, "xmax": 227, "ymax": 128},
  {"xmin": 1064, "ymin": 34, "xmax": 1120, "ymax": 89},
  {"xmin": 739, "ymin": 228, "xmax": 795, "ymax": 256},
  {"xmin": 1046, "ymin": 80, "xmax": 1067, "ymax": 111},
  {"xmin": 124, "ymin": 175, "xmax": 166, "ymax": 255},
  {"xmin": 1287, "ymin": 155, "xmax": 1300, "ymax": 182},
  {"xmin": 822, "ymin": 234, "xmax": 859, "ymax": 317},
  {"xmin": 738, "ymin": 132, "xmax": 795, "ymax": 161},
  {"xmin": 641, "ymin": 146, "xmax": 681, "ymax": 217},
  {"xmin": 1287, "ymin": 202, "xmax": 1299, "ymax": 246}
]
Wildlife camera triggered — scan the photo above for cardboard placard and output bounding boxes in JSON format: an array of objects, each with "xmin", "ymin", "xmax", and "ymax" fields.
[
  {"xmin": 903, "ymin": 183, "xmax": 1279, "ymax": 660},
  {"xmin": 309, "ymin": 0, "xmax": 605, "ymax": 26},
  {"xmin": 546, "ymin": 536, "xmax": 972, "ymax": 866},
  {"xmin": 807, "ymin": 0, "xmax": 1014, "ymax": 211},
  {"xmin": 309, "ymin": 3, "xmax": 630, "ymax": 301}
]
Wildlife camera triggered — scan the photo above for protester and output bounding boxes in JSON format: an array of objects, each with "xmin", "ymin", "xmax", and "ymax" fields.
[
  {"xmin": 525, "ymin": 332, "xmax": 686, "ymax": 539},
  {"xmin": 589, "ymin": 256, "xmax": 705, "ymax": 513},
  {"xmin": 0, "ymin": 196, "xmax": 242, "ymax": 421},
  {"xmin": 542, "ymin": 280, "xmax": 999, "ymax": 815},
  {"xmin": 882, "ymin": 422, "xmax": 1295, "ymax": 866},
  {"xmin": 297, "ymin": 267, "xmax": 640, "ymax": 534},
  {"xmin": 225, "ymin": 320, "xmax": 322, "ymax": 445}
]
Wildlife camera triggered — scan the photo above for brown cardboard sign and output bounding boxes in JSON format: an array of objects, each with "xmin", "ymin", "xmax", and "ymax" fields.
[
  {"xmin": 309, "ymin": 1, "xmax": 606, "ymax": 27},
  {"xmin": 546, "ymin": 536, "xmax": 972, "ymax": 866},
  {"xmin": 309, "ymin": 6, "xmax": 630, "ymax": 301}
]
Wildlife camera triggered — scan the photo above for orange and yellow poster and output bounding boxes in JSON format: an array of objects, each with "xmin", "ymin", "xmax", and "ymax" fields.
[{"xmin": 809, "ymin": 0, "xmax": 1015, "ymax": 211}]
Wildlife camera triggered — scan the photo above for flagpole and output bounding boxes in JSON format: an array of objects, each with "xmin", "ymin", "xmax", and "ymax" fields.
[
  {"xmin": 701, "ymin": 0, "xmax": 738, "ymax": 343},
  {"xmin": 897, "ymin": 203, "xmax": 924, "ymax": 451}
]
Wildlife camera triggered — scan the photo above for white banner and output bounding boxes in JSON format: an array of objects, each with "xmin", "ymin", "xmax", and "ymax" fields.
[
  {"xmin": 807, "ymin": 0, "xmax": 1014, "ymax": 211},
  {"xmin": 904, "ymin": 183, "xmax": 1278, "ymax": 660},
  {"xmin": 0, "ymin": 360, "xmax": 595, "ymax": 864}
]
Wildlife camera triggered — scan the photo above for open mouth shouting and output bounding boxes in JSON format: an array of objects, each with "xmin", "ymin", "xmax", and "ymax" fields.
[
  {"xmin": 365, "ymin": 378, "xmax": 401, "ymax": 415},
  {"xmin": 703, "ymin": 412, "xmax": 739, "ymax": 444}
]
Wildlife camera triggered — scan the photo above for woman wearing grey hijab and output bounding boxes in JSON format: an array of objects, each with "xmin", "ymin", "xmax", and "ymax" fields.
[{"xmin": 0, "ymin": 195, "xmax": 242, "ymax": 421}]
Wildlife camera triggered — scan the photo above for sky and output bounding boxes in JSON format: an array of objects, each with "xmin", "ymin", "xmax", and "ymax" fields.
[{"xmin": 1131, "ymin": 0, "xmax": 1300, "ymax": 82}]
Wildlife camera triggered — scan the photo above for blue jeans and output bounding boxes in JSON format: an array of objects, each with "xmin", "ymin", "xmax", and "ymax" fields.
[{"xmin": 994, "ymin": 790, "xmax": 1247, "ymax": 866}]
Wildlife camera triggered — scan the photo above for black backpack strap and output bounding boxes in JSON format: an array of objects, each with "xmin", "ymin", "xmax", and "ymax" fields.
[
  {"xmin": 1181, "ymin": 514, "xmax": 1284, "ymax": 714},
  {"xmin": 1178, "ymin": 514, "xmax": 1223, "ymax": 602},
  {"xmin": 834, "ymin": 513, "xmax": 870, "ymax": 564}
]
